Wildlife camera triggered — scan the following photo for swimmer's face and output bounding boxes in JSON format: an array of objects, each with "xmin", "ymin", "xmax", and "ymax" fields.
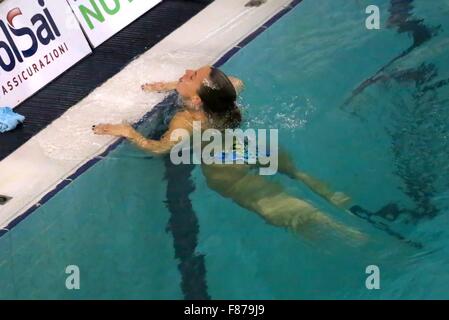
[{"xmin": 176, "ymin": 66, "xmax": 212, "ymax": 100}]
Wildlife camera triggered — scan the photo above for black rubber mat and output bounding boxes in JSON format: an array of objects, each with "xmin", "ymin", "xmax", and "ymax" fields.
[{"xmin": 0, "ymin": 0, "xmax": 213, "ymax": 161}]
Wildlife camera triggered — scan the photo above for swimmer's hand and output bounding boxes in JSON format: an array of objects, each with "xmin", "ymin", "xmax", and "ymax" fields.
[
  {"xmin": 92, "ymin": 123, "xmax": 134, "ymax": 138},
  {"xmin": 141, "ymin": 81, "xmax": 177, "ymax": 93},
  {"xmin": 228, "ymin": 76, "xmax": 244, "ymax": 94}
]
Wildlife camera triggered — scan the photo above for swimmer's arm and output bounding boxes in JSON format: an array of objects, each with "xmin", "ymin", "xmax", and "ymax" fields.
[
  {"xmin": 141, "ymin": 81, "xmax": 178, "ymax": 93},
  {"xmin": 93, "ymin": 114, "xmax": 191, "ymax": 155},
  {"xmin": 142, "ymin": 78, "xmax": 244, "ymax": 94},
  {"xmin": 128, "ymin": 115, "xmax": 191, "ymax": 154},
  {"xmin": 228, "ymin": 76, "xmax": 245, "ymax": 94}
]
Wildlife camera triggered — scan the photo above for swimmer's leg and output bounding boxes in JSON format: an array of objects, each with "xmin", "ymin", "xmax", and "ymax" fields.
[
  {"xmin": 276, "ymin": 149, "xmax": 352, "ymax": 209},
  {"xmin": 255, "ymin": 193, "xmax": 364, "ymax": 241},
  {"xmin": 202, "ymin": 164, "xmax": 363, "ymax": 241},
  {"xmin": 259, "ymin": 152, "xmax": 420, "ymax": 247}
]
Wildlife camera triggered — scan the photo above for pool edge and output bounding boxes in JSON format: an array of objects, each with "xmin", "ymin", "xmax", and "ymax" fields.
[{"xmin": 0, "ymin": 0, "xmax": 303, "ymax": 238}]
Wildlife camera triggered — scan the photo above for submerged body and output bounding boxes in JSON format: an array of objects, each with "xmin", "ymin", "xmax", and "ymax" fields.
[{"xmin": 94, "ymin": 66, "xmax": 360, "ymax": 240}]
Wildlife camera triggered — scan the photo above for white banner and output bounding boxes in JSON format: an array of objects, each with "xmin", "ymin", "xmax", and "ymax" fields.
[
  {"xmin": 0, "ymin": 0, "xmax": 92, "ymax": 108},
  {"xmin": 67, "ymin": 0, "xmax": 161, "ymax": 48}
]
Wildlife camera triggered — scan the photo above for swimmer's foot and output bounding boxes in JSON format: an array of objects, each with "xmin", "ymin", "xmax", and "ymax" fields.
[
  {"xmin": 300, "ymin": 213, "xmax": 368, "ymax": 244},
  {"xmin": 329, "ymin": 191, "xmax": 352, "ymax": 209},
  {"xmin": 291, "ymin": 171, "xmax": 352, "ymax": 209},
  {"xmin": 322, "ymin": 217, "xmax": 367, "ymax": 242},
  {"xmin": 340, "ymin": 225, "xmax": 367, "ymax": 242}
]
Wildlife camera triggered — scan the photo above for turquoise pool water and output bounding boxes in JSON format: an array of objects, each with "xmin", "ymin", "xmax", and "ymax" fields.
[{"xmin": 1, "ymin": 0, "xmax": 449, "ymax": 299}]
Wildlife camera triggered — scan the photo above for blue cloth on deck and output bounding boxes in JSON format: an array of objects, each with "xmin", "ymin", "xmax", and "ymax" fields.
[{"xmin": 0, "ymin": 107, "xmax": 25, "ymax": 133}]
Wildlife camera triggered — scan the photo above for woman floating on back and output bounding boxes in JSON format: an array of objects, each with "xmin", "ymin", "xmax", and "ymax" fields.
[{"xmin": 93, "ymin": 65, "xmax": 363, "ymax": 241}]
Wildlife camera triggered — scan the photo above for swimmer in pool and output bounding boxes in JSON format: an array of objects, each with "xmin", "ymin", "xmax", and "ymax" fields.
[{"xmin": 93, "ymin": 65, "xmax": 361, "ymax": 240}]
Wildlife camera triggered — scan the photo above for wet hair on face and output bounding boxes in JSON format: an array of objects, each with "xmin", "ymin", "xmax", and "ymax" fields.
[{"xmin": 197, "ymin": 67, "xmax": 241, "ymax": 128}]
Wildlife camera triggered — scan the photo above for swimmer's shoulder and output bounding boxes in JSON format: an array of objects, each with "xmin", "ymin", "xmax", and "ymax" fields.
[
  {"xmin": 170, "ymin": 111, "xmax": 192, "ymax": 129},
  {"xmin": 170, "ymin": 110, "xmax": 207, "ymax": 131}
]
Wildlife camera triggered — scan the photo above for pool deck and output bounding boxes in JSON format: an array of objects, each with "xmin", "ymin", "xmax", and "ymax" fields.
[
  {"xmin": 0, "ymin": 0, "xmax": 296, "ymax": 231},
  {"xmin": 0, "ymin": 0, "xmax": 212, "ymax": 162}
]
